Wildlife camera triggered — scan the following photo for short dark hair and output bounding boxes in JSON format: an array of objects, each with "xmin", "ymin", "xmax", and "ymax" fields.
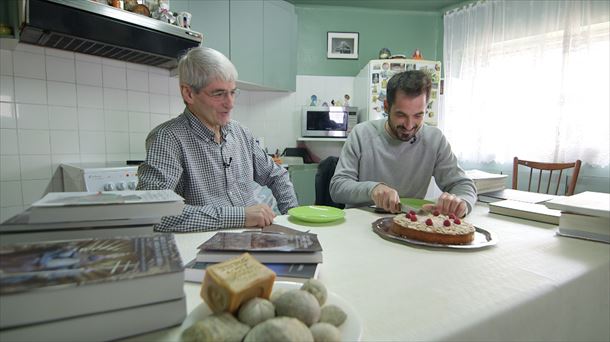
[{"xmin": 386, "ymin": 70, "xmax": 432, "ymax": 111}]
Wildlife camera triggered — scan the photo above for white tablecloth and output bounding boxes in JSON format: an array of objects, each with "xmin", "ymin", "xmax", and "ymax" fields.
[{"xmin": 132, "ymin": 204, "xmax": 610, "ymax": 341}]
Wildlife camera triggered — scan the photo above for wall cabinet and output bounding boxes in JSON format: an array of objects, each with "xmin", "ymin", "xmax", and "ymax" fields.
[
  {"xmin": 175, "ymin": 0, "xmax": 296, "ymax": 91},
  {"xmin": 289, "ymin": 164, "xmax": 318, "ymax": 206}
]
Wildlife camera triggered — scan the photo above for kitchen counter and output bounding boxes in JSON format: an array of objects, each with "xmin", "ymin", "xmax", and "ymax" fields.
[{"xmin": 127, "ymin": 204, "xmax": 610, "ymax": 341}]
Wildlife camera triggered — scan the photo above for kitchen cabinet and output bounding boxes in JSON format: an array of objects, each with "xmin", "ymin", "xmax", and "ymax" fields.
[
  {"xmin": 263, "ymin": 0, "xmax": 297, "ymax": 91},
  {"xmin": 289, "ymin": 164, "xmax": 318, "ymax": 206},
  {"xmin": 186, "ymin": 0, "xmax": 231, "ymax": 58},
  {"xmin": 230, "ymin": 0, "xmax": 264, "ymax": 85},
  {"xmin": 180, "ymin": 0, "xmax": 296, "ymax": 91}
]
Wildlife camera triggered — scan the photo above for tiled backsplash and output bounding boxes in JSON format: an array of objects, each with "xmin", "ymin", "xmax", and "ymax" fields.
[{"xmin": 0, "ymin": 44, "xmax": 354, "ymax": 221}]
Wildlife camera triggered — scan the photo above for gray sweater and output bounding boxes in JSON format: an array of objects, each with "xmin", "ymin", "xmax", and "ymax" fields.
[{"xmin": 330, "ymin": 119, "xmax": 477, "ymax": 213}]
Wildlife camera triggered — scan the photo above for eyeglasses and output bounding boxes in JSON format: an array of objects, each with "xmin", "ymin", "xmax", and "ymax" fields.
[{"xmin": 203, "ymin": 88, "xmax": 240, "ymax": 101}]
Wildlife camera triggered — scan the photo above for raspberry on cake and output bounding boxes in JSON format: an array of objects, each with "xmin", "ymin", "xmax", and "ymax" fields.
[{"xmin": 391, "ymin": 212, "xmax": 475, "ymax": 245}]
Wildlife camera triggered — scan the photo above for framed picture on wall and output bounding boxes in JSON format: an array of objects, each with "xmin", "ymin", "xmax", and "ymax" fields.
[{"xmin": 327, "ymin": 32, "xmax": 359, "ymax": 59}]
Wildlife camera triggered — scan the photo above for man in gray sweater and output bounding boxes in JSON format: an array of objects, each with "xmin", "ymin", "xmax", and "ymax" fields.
[{"xmin": 330, "ymin": 70, "xmax": 476, "ymax": 217}]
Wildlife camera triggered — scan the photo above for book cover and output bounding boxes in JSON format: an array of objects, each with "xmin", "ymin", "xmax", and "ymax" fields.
[
  {"xmin": 0, "ymin": 234, "xmax": 184, "ymax": 329},
  {"xmin": 489, "ymin": 199, "xmax": 560, "ymax": 225},
  {"xmin": 544, "ymin": 191, "xmax": 610, "ymax": 218},
  {"xmin": 184, "ymin": 258, "xmax": 320, "ymax": 283},
  {"xmin": 198, "ymin": 231, "xmax": 323, "ymax": 252}
]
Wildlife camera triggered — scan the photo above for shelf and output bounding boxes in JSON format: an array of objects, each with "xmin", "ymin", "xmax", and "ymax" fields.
[{"xmin": 297, "ymin": 137, "xmax": 347, "ymax": 142}]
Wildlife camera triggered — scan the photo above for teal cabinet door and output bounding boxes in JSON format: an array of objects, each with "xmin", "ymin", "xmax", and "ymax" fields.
[
  {"xmin": 188, "ymin": 0, "xmax": 230, "ymax": 58},
  {"xmin": 230, "ymin": 0, "xmax": 264, "ymax": 85},
  {"xmin": 289, "ymin": 164, "xmax": 318, "ymax": 206},
  {"xmin": 263, "ymin": 0, "xmax": 297, "ymax": 91}
]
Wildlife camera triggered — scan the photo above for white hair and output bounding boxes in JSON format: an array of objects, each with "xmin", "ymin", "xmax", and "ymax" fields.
[{"xmin": 177, "ymin": 47, "xmax": 238, "ymax": 92}]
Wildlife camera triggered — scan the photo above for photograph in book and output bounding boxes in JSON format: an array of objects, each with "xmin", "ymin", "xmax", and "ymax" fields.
[{"xmin": 198, "ymin": 231, "xmax": 323, "ymax": 252}]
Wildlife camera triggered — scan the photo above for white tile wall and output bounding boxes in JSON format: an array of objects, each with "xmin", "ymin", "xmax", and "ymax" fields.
[{"xmin": 0, "ymin": 44, "xmax": 355, "ymax": 222}]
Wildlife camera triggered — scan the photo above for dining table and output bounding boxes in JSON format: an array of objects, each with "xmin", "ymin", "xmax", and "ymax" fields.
[{"xmin": 129, "ymin": 202, "xmax": 610, "ymax": 341}]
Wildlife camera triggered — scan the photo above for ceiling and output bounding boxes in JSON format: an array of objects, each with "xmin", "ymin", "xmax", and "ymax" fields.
[{"xmin": 286, "ymin": 0, "xmax": 469, "ymax": 12}]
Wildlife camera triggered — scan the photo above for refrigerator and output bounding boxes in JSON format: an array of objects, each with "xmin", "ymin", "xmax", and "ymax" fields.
[{"xmin": 353, "ymin": 59, "xmax": 442, "ymax": 126}]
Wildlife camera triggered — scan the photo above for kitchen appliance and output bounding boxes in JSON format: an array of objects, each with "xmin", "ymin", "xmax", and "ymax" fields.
[
  {"xmin": 301, "ymin": 106, "xmax": 358, "ymax": 138},
  {"xmin": 17, "ymin": 0, "xmax": 202, "ymax": 69},
  {"xmin": 61, "ymin": 162, "xmax": 138, "ymax": 192},
  {"xmin": 354, "ymin": 59, "xmax": 442, "ymax": 125}
]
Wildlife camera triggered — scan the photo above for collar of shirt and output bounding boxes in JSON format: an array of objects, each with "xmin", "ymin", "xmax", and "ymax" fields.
[
  {"xmin": 183, "ymin": 107, "xmax": 232, "ymax": 143},
  {"xmin": 379, "ymin": 118, "xmax": 425, "ymax": 145}
]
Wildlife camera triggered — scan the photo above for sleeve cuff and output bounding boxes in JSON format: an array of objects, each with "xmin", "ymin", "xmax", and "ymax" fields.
[{"xmin": 220, "ymin": 206, "xmax": 246, "ymax": 228}]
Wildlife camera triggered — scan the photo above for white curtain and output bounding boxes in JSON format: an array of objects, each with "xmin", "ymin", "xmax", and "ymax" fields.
[{"xmin": 442, "ymin": 0, "xmax": 610, "ymax": 167}]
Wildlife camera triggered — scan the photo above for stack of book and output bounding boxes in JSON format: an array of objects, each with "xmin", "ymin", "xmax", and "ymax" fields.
[
  {"xmin": 544, "ymin": 191, "xmax": 610, "ymax": 243},
  {"xmin": 186, "ymin": 225, "xmax": 323, "ymax": 283},
  {"xmin": 465, "ymin": 169, "xmax": 508, "ymax": 195},
  {"xmin": 0, "ymin": 234, "xmax": 186, "ymax": 341},
  {"xmin": 0, "ymin": 190, "xmax": 184, "ymax": 244}
]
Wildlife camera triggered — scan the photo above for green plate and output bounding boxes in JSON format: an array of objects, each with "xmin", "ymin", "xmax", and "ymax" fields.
[
  {"xmin": 288, "ymin": 205, "xmax": 345, "ymax": 223},
  {"xmin": 400, "ymin": 198, "xmax": 435, "ymax": 210}
]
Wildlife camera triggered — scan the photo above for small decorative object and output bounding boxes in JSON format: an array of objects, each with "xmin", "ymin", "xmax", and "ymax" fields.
[
  {"xmin": 330, "ymin": 100, "xmax": 335, "ymax": 106},
  {"xmin": 132, "ymin": 4, "xmax": 151, "ymax": 17},
  {"xmin": 177, "ymin": 11, "xmax": 192, "ymax": 29},
  {"xmin": 154, "ymin": 2, "xmax": 175, "ymax": 24},
  {"xmin": 327, "ymin": 32, "xmax": 359, "ymax": 59},
  {"xmin": 322, "ymin": 102, "xmax": 329, "ymax": 107},
  {"xmin": 344, "ymin": 94, "xmax": 350, "ymax": 106},
  {"xmin": 309, "ymin": 95, "xmax": 318, "ymax": 106},
  {"xmin": 378, "ymin": 47, "xmax": 391, "ymax": 59},
  {"xmin": 124, "ymin": 0, "xmax": 138, "ymax": 11},
  {"xmin": 412, "ymin": 48, "xmax": 423, "ymax": 60}
]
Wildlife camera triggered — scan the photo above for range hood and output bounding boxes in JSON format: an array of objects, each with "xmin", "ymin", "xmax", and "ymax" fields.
[{"xmin": 18, "ymin": 0, "xmax": 203, "ymax": 69}]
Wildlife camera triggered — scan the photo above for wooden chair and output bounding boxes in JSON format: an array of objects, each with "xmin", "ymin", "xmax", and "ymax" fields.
[{"xmin": 512, "ymin": 157, "xmax": 582, "ymax": 196}]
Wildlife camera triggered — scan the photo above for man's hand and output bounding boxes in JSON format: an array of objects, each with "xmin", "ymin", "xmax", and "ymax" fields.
[
  {"xmin": 371, "ymin": 183, "xmax": 401, "ymax": 213},
  {"xmin": 422, "ymin": 192, "xmax": 467, "ymax": 218},
  {"xmin": 244, "ymin": 204, "xmax": 276, "ymax": 227}
]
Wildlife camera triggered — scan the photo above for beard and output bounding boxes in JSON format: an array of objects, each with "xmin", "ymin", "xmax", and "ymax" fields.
[{"xmin": 387, "ymin": 116, "xmax": 420, "ymax": 142}]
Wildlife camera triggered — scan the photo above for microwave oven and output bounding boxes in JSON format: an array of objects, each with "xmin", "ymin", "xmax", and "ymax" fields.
[{"xmin": 301, "ymin": 106, "xmax": 358, "ymax": 138}]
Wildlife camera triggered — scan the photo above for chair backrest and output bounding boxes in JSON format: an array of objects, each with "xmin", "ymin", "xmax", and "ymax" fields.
[
  {"xmin": 315, "ymin": 156, "xmax": 345, "ymax": 209},
  {"xmin": 512, "ymin": 157, "xmax": 582, "ymax": 196}
]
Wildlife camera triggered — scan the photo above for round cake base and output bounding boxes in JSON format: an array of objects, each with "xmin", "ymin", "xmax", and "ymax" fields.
[{"xmin": 390, "ymin": 223, "xmax": 474, "ymax": 245}]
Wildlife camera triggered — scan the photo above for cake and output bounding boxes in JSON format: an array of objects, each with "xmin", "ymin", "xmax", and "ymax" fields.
[{"xmin": 391, "ymin": 211, "xmax": 475, "ymax": 245}]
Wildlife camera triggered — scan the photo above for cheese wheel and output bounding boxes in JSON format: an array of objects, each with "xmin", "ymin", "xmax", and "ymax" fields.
[{"xmin": 200, "ymin": 253, "xmax": 276, "ymax": 313}]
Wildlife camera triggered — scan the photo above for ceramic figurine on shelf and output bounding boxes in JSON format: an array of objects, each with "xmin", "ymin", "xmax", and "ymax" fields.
[
  {"xmin": 331, "ymin": 100, "xmax": 335, "ymax": 106},
  {"xmin": 322, "ymin": 102, "xmax": 329, "ymax": 107},
  {"xmin": 177, "ymin": 11, "xmax": 192, "ymax": 29},
  {"xmin": 154, "ymin": 2, "xmax": 175, "ymax": 24},
  {"xmin": 344, "ymin": 94, "xmax": 351, "ymax": 107},
  {"xmin": 379, "ymin": 47, "xmax": 391, "ymax": 59},
  {"xmin": 310, "ymin": 95, "xmax": 318, "ymax": 106},
  {"xmin": 412, "ymin": 49, "xmax": 423, "ymax": 60}
]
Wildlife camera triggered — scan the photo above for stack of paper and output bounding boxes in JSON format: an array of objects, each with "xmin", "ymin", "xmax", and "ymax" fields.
[
  {"xmin": 544, "ymin": 192, "xmax": 610, "ymax": 243},
  {"xmin": 465, "ymin": 169, "xmax": 508, "ymax": 194}
]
